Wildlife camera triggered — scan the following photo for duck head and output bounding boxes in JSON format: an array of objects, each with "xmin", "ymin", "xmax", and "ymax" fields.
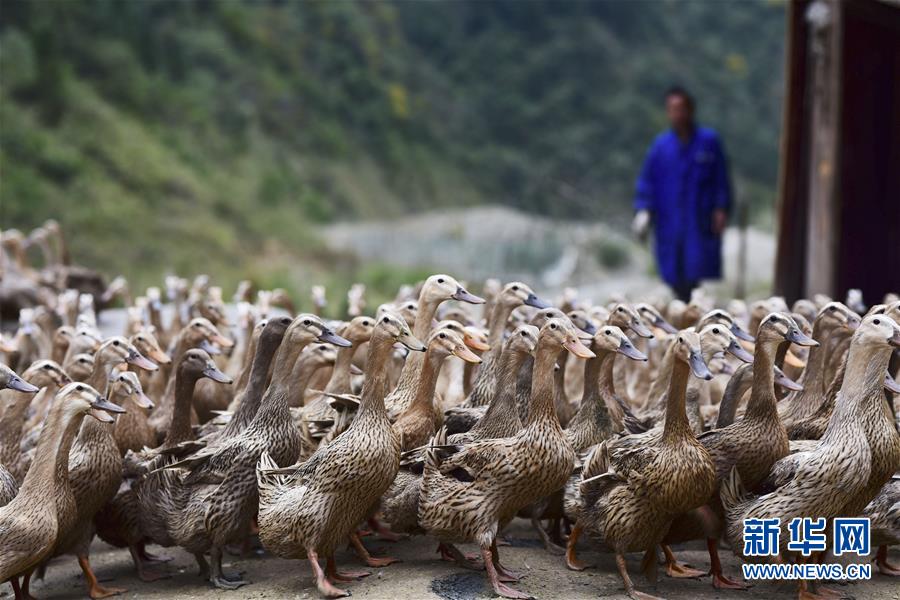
[
  {"xmin": 186, "ymin": 317, "xmax": 233, "ymax": 355},
  {"xmin": 499, "ymin": 281, "xmax": 550, "ymax": 310},
  {"xmin": 427, "ymin": 329, "xmax": 482, "ymax": 364},
  {"xmin": 287, "ymin": 314, "xmax": 352, "ymax": 348},
  {"xmin": 0, "ymin": 363, "xmax": 40, "ymax": 393},
  {"xmin": 608, "ymin": 303, "xmax": 653, "ymax": 339},
  {"xmin": 23, "ymin": 359, "xmax": 71, "ymax": 389},
  {"xmin": 179, "ymin": 348, "xmax": 232, "ymax": 384},
  {"xmin": 111, "ymin": 371, "xmax": 154, "ymax": 410},
  {"xmin": 130, "ymin": 330, "xmax": 171, "ymax": 365},
  {"xmin": 541, "ymin": 318, "xmax": 595, "ymax": 359},
  {"xmin": 505, "ymin": 324, "xmax": 539, "ymax": 356},
  {"xmin": 757, "ymin": 312, "xmax": 819, "ymax": 348},
  {"xmin": 99, "ymin": 336, "xmax": 158, "ymax": 373},
  {"xmin": 421, "ymin": 274, "xmax": 485, "ymax": 305},
  {"xmin": 57, "ymin": 381, "xmax": 125, "ymax": 424},
  {"xmin": 375, "ymin": 311, "xmax": 426, "ymax": 352},
  {"xmin": 635, "ymin": 302, "xmax": 678, "ymax": 335},
  {"xmin": 593, "ymin": 325, "xmax": 647, "ymax": 362},
  {"xmin": 672, "ymin": 330, "xmax": 712, "ymax": 380},
  {"xmin": 699, "ymin": 323, "xmax": 754, "ymax": 364}
]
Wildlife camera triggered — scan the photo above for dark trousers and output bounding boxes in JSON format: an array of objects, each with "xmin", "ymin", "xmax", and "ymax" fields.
[{"xmin": 672, "ymin": 280, "xmax": 697, "ymax": 302}]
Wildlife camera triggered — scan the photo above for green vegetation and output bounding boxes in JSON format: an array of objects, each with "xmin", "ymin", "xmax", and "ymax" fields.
[{"xmin": 0, "ymin": 0, "xmax": 785, "ymax": 303}]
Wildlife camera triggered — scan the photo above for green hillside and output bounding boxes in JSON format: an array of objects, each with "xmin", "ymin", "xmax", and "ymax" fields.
[{"xmin": 0, "ymin": 0, "xmax": 785, "ymax": 299}]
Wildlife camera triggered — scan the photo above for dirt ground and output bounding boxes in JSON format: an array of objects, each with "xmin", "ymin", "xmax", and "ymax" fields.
[{"xmin": 10, "ymin": 521, "xmax": 900, "ymax": 600}]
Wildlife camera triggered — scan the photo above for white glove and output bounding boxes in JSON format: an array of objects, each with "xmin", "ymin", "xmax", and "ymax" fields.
[{"xmin": 632, "ymin": 210, "xmax": 651, "ymax": 240}]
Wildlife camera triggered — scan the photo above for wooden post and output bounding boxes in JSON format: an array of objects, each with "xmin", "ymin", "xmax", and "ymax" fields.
[{"xmin": 803, "ymin": 0, "xmax": 843, "ymax": 297}]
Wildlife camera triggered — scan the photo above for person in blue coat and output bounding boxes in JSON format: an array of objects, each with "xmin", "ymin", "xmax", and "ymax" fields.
[{"xmin": 633, "ymin": 87, "xmax": 732, "ymax": 301}]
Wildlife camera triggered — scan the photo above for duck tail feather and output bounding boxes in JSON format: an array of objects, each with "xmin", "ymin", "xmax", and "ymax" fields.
[{"xmin": 720, "ymin": 466, "xmax": 749, "ymax": 519}]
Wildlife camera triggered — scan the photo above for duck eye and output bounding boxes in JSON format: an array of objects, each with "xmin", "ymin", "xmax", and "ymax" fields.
[
  {"xmin": 303, "ymin": 320, "xmax": 311, "ymax": 326},
  {"xmin": 605, "ymin": 329, "xmax": 611, "ymax": 335},
  {"xmin": 512, "ymin": 285, "xmax": 519, "ymax": 291},
  {"xmin": 874, "ymin": 318, "xmax": 881, "ymax": 325},
  {"xmin": 112, "ymin": 340, "xmax": 120, "ymax": 346},
  {"xmin": 439, "ymin": 333, "xmax": 446, "ymax": 339},
  {"xmin": 43, "ymin": 364, "xmax": 50, "ymax": 369},
  {"xmin": 713, "ymin": 328, "xmax": 720, "ymax": 334},
  {"xmin": 76, "ymin": 385, "xmax": 84, "ymax": 391},
  {"xmin": 550, "ymin": 323, "xmax": 557, "ymax": 330},
  {"xmin": 382, "ymin": 317, "xmax": 389, "ymax": 324},
  {"xmin": 437, "ymin": 278, "xmax": 445, "ymax": 284}
]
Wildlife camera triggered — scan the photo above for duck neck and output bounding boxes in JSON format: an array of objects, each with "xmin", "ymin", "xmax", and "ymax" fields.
[
  {"xmin": 20, "ymin": 404, "xmax": 84, "ymax": 498},
  {"xmin": 661, "ymin": 358, "xmax": 692, "ymax": 442},
  {"xmin": 715, "ymin": 363, "xmax": 753, "ymax": 428},
  {"xmin": 232, "ymin": 332, "xmax": 260, "ymax": 395},
  {"xmin": 798, "ymin": 321, "xmax": 830, "ymax": 392},
  {"xmin": 835, "ymin": 339, "xmax": 892, "ymax": 420},
  {"xmin": 575, "ymin": 347, "xmax": 615, "ymax": 424},
  {"xmin": 267, "ymin": 339, "xmax": 309, "ymax": 397},
  {"xmin": 164, "ymin": 370, "xmax": 202, "ymax": 448},
  {"xmin": 405, "ymin": 347, "xmax": 445, "ymax": 419},
  {"xmin": 325, "ymin": 343, "xmax": 357, "ymax": 394},
  {"xmin": 288, "ymin": 358, "xmax": 324, "ymax": 407},
  {"xmin": 230, "ymin": 332, "xmax": 283, "ymax": 426},
  {"xmin": 487, "ymin": 302, "xmax": 516, "ymax": 350},
  {"xmin": 414, "ymin": 298, "xmax": 441, "ymax": 340},
  {"xmin": 525, "ymin": 343, "xmax": 563, "ymax": 428},
  {"xmin": 87, "ymin": 354, "xmax": 118, "ymax": 398},
  {"xmin": 356, "ymin": 335, "xmax": 395, "ymax": 420},
  {"xmin": 474, "ymin": 348, "xmax": 529, "ymax": 433},
  {"xmin": 744, "ymin": 340, "xmax": 780, "ymax": 421},
  {"xmin": 0, "ymin": 388, "xmax": 36, "ymax": 463}
]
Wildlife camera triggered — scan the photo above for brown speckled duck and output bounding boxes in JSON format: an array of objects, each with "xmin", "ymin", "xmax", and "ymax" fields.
[
  {"xmin": 721, "ymin": 314, "xmax": 900, "ymax": 598},
  {"xmin": 0, "ymin": 383, "xmax": 122, "ymax": 595},
  {"xmin": 0, "ymin": 363, "xmax": 41, "ymax": 506},
  {"xmin": 393, "ymin": 329, "xmax": 481, "ymax": 452},
  {"xmin": 662, "ymin": 312, "xmax": 818, "ymax": 590},
  {"xmin": 578, "ymin": 329, "xmax": 715, "ymax": 600},
  {"xmin": 164, "ymin": 315, "xmax": 350, "ymax": 590},
  {"xmin": 419, "ymin": 318, "xmax": 593, "ymax": 599},
  {"xmin": 44, "ymin": 336, "xmax": 157, "ymax": 599},
  {"xmin": 256, "ymin": 311, "xmax": 424, "ymax": 598}
]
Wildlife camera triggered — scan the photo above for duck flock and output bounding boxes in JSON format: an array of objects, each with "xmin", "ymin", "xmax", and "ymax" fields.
[{"xmin": 0, "ymin": 221, "xmax": 898, "ymax": 600}]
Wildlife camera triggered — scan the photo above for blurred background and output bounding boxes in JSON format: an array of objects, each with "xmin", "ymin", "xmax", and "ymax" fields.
[{"xmin": 0, "ymin": 0, "xmax": 799, "ymax": 314}]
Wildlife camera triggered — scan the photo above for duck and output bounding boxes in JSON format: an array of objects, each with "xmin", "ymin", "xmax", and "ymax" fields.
[
  {"xmin": 714, "ymin": 363, "xmax": 802, "ymax": 429},
  {"xmin": 123, "ymin": 350, "xmax": 232, "ymax": 578},
  {"xmin": 256, "ymin": 311, "xmax": 424, "ymax": 598},
  {"xmin": 464, "ymin": 282, "xmax": 549, "ymax": 408},
  {"xmin": 385, "ymin": 275, "xmax": 484, "ymax": 417},
  {"xmin": 287, "ymin": 343, "xmax": 339, "ymax": 408},
  {"xmin": 721, "ymin": 314, "xmax": 900, "ymax": 597},
  {"xmin": 109, "ymin": 371, "xmax": 156, "ymax": 454},
  {"xmin": 865, "ymin": 476, "xmax": 900, "ymax": 576},
  {"xmin": 42, "ymin": 337, "xmax": 158, "ymax": 599},
  {"xmin": 419, "ymin": 318, "xmax": 593, "ymax": 599},
  {"xmin": 393, "ymin": 328, "xmax": 481, "ymax": 452},
  {"xmin": 577, "ymin": 329, "xmax": 716, "ymax": 599},
  {"xmin": 1, "ymin": 361, "xmax": 67, "ymax": 486},
  {"xmin": 147, "ymin": 317, "xmax": 232, "ymax": 440},
  {"xmin": 778, "ymin": 302, "xmax": 859, "ymax": 427},
  {"xmin": 163, "ymin": 315, "xmax": 350, "ymax": 590},
  {"xmin": 661, "ymin": 312, "xmax": 819, "ymax": 589},
  {"xmin": 0, "ymin": 363, "xmax": 41, "ymax": 506},
  {"xmin": 380, "ymin": 325, "xmax": 539, "ymax": 548},
  {"xmin": 0, "ymin": 383, "xmax": 123, "ymax": 596}
]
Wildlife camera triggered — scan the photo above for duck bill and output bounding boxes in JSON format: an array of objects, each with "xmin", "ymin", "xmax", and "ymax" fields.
[
  {"xmin": 774, "ymin": 367, "xmax": 803, "ymax": 392},
  {"xmin": 524, "ymin": 293, "xmax": 551, "ymax": 309},
  {"xmin": 7, "ymin": 376, "xmax": 40, "ymax": 393},
  {"xmin": 689, "ymin": 351, "xmax": 713, "ymax": 380},
  {"xmin": 616, "ymin": 340, "xmax": 647, "ymax": 362},
  {"xmin": 135, "ymin": 391, "xmax": 155, "ymax": 410},
  {"xmin": 726, "ymin": 340, "xmax": 754, "ymax": 364},
  {"xmin": 148, "ymin": 348, "xmax": 172, "ymax": 364},
  {"xmin": 785, "ymin": 328, "xmax": 818, "ymax": 347},
  {"xmin": 399, "ymin": 332, "xmax": 427, "ymax": 352},
  {"xmin": 211, "ymin": 334, "xmax": 234, "ymax": 349},
  {"xmin": 452, "ymin": 287, "xmax": 485, "ymax": 305},
  {"xmin": 564, "ymin": 337, "xmax": 596, "ymax": 359},
  {"xmin": 198, "ymin": 339, "xmax": 221, "ymax": 355},
  {"xmin": 655, "ymin": 317, "xmax": 679, "ymax": 335},
  {"xmin": 318, "ymin": 329, "xmax": 352, "ymax": 348},
  {"xmin": 630, "ymin": 320, "xmax": 654, "ymax": 339},
  {"xmin": 453, "ymin": 346, "xmax": 482, "ymax": 364},
  {"xmin": 889, "ymin": 328, "xmax": 900, "ymax": 349},
  {"xmin": 203, "ymin": 365, "xmax": 233, "ymax": 384},
  {"xmin": 730, "ymin": 322, "xmax": 755, "ymax": 342},
  {"xmin": 884, "ymin": 373, "xmax": 900, "ymax": 394},
  {"xmin": 783, "ymin": 349, "xmax": 807, "ymax": 368},
  {"xmin": 127, "ymin": 351, "xmax": 159, "ymax": 372},
  {"xmin": 464, "ymin": 336, "xmax": 490, "ymax": 352},
  {"xmin": 349, "ymin": 364, "xmax": 364, "ymax": 376},
  {"xmin": 90, "ymin": 397, "xmax": 125, "ymax": 422}
]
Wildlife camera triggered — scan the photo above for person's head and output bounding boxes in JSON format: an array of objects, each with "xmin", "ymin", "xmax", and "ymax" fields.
[{"xmin": 665, "ymin": 86, "xmax": 695, "ymax": 132}]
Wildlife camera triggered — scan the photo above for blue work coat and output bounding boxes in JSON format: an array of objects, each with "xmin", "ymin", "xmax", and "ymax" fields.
[{"xmin": 633, "ymin": 126, "xmax": 732, "ymax": 287}]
